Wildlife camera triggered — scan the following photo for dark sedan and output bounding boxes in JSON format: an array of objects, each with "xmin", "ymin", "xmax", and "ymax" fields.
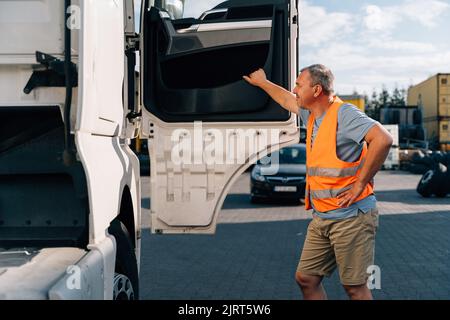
[{"xmin": 250, "ymin": 143, "xmax": 306, "ymax": 204}]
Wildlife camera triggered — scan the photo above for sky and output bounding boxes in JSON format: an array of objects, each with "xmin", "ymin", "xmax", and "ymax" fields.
[{"xmin": 135, "ymin": 0, "xmax": 450, "ymax": 95}]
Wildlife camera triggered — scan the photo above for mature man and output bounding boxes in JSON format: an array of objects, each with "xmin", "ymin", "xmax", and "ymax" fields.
[{"xmin": 243, "ymin": 64, "xmax": 393, "ymax": 300}]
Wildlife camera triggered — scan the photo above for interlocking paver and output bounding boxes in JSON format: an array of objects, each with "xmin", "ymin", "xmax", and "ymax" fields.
[{"xmin": 139, "ymin": 171, "xmax": 450, "ymax": 300}]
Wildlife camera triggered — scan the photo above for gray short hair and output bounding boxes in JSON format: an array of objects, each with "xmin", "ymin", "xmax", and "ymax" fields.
[{"xmin": 300, "ymin": 64, "xmax": 335, "ymax": 95}]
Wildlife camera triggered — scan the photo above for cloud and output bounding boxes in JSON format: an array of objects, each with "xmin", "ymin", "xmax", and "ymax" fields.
[
  {"xmin": 366, "ymin": 38, "xmax": 436, "ymax": 53},
  {"xmin": 299, "ymin": 1, "xmax": 354, "ymax": 47},
  {"xmin": 303, "ymin": 40, "xmax": 450, "ymax": 72},
  {"xmin": 364, "ymin": 0, "xmax": 450, "ymax": 32},
  {"xmin": 300, "ymin": 0, "xmax": 450, "ymax": 93},
  {"xmin": 364, "ymin": 5, "xmax": 399, "ymax": 32},
  {"xmin": 401, "ymin": 0, "xmax": 450, "ymax": 27},
  {"xmin": 302, "ymin": 40, "xmax": 450, "ymax": 93}
]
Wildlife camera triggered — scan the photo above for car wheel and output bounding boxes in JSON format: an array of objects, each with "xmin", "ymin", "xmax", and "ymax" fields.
[{"xmin": 250, "ymin": 196, "xmax": 261, "ymax": 204}]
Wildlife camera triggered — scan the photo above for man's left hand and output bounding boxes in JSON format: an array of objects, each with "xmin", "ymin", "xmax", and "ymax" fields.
[{"xmin": 337, "ymin": 182, "xmax": 366, "ymax": 208}]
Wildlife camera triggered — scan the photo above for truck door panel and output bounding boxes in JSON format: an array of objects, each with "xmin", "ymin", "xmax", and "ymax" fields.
[{"xmin": 140, "ymin": 0, "xmax": 299, "ymax": 234}]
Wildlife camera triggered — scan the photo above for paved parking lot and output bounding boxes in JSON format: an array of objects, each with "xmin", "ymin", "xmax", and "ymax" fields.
[{"xmin": 139, "ymin": 171, "xmax": 450, "ymax": 300}]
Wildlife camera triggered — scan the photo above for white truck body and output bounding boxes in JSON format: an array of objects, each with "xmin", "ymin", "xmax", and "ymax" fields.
[{"xmin": 0, "ymin": 0, "xmax": 299, "ymax": 299}]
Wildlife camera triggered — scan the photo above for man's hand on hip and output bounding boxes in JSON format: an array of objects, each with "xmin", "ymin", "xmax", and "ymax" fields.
[{"xmin": 337, "ymin": 182, "xmax": 366, "ymax": 208}]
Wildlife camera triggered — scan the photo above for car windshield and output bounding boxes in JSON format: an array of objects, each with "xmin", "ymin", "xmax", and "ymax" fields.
[{"xmin": 258, "ymin": 147, "xmax": 306, "ymax": 165}]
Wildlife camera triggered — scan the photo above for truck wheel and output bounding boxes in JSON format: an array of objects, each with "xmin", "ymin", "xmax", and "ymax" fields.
[
  {"xmin": 113, "ymin": 273, "xmax": 135, "ymax": 300},
  {"xmin": 109, "ymin": 220, "xmax": 139, "ymax": 300}
]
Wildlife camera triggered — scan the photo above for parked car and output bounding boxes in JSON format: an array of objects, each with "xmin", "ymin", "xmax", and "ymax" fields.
[{"xmin": 250, "ymin": 143, "xmax": 306, "ymax": 203}]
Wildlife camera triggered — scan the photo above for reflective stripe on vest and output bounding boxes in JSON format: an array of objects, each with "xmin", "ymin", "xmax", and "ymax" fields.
[
  {"xmin": 307, "ymin": 159, "xmax": 365, "ymax": 177},
  {"xmin": 309, "ymin": 185, "xmax": 352, "ymax": 199},
  {"xmin": 309, "ymin": 178, "xmax": 375, "ymax": 200}
]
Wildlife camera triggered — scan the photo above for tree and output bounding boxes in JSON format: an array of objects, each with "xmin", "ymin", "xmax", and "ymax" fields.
[
  {"xmin": 365, "ymin": 90, "xmax": 381, "ymax": 121},
  {"xmin": 378, "ymin": 86, "xmax": 390, "ymax": 108},
  {"xmin": 390, "ymin": 86, "xmax": 406, "ymax": 107}
]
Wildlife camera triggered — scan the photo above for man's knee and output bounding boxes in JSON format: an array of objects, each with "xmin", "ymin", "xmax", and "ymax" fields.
[
  {"xmin": 295, "ymin": 272, "xmax": 322, "ymax": 288},
  {"xmin": 343, "ymin": 284, "xmax": 372, "ymax": 300}
]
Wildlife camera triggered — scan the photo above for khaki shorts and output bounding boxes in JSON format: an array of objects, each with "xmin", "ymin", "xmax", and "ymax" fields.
[{"xmin": 297, "ymin": 208, "xmax": 379, "ymax": 286}]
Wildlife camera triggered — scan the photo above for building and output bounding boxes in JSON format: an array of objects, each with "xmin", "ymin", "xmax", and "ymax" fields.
[
  {"xmin": 340, "ymin": 94, "xmax": 365, "ymax": 112},
  {"xmin": 407, "ymin": 73, "xmax": 450, "ymax": 151}
]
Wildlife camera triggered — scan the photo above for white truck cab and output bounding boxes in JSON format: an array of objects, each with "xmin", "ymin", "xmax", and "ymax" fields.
[{"xmin": 0, "ymin": 0, "xmax": 299, "ymax": 299}]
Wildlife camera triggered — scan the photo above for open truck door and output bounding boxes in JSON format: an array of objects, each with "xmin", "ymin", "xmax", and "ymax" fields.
[{"xmin": 140, "ymin": 0, "xmax": 299, "ymax": 234}]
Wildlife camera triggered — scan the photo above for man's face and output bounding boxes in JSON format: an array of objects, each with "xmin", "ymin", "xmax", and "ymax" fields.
[{"xmin": 292, "ymin": 70, "xmax": 316, "ymax": 110}]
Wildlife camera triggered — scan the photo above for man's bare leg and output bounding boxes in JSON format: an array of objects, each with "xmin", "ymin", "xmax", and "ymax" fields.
[
  {"xmin": 295, "ymin": 272, "xmax": 327, "ymax": 300},
  {"xmin": 343, "ymin": 284, "xmax": 373, "ymax": 300}
]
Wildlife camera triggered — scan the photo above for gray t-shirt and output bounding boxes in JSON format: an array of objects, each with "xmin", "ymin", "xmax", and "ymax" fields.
[{"xmin": 302, "ymin": 103, "xmax": 378, "ymax": 220}]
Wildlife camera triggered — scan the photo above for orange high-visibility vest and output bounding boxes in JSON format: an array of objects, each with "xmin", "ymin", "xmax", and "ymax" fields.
[{"xmin": 304, "ymin": 96, "xmax": 374, "ymax": 212}]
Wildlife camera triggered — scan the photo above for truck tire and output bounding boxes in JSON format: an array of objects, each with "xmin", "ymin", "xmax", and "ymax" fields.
[
  {"xmin": 417, "ymin": 170, "xmax": 435, "ymax": 197},
  {"xmin": 433, "ymin": 164, "xmax": 448, "ymax": 198},
  {"xmin": 430, "ymin": 151, "xmax": 442, "ymax": 162},
  {"xmin": 434, "ymin": 189, "xmax": 448, "ymax": 198},
  {"xmin": 409, "ymin": 163, "xmax": 430, "ymax": 175},
  {"xmin": 411, "ymin": 152, "xmax": 435, "ymax": 171},
  {"xmin": 411, "ymin": 151, "xmax": 425, "ymax": 163},
  {"xmin": 108, "ymin": 220, "xmax": 139, "ymax": 300},
  {"xmin": 444, "ymin": 153, "xmax": 450, "ymax": 167}
]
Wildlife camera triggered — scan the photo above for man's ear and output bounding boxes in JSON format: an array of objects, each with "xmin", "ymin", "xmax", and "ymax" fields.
[{"xmin": 313, "ymin": 85, "xmax": 322, "ymax": 98}]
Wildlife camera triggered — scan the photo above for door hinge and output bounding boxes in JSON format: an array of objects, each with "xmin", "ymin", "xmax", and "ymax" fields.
[
  {"xmin": 126, "ymin": 33, "xmax": 140, "ymax": 51},
  {"xmin": 126, "ymin": 110, "xmax": 142, "ymax": 124}
]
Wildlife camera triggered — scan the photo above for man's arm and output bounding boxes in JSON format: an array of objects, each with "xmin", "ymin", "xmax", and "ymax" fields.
[
  {"xmin": 243, "ymin": 69, "xmax": 299, "ymax": 114},
  {"xmin": 337, "ymin": 123, "xmax": 393, "ymax": 208}
]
